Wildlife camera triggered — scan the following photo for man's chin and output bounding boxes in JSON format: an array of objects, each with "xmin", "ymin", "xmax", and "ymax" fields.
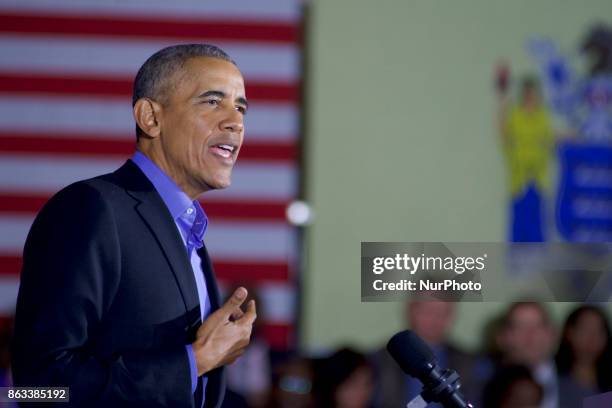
[{"xmin": 202, "ymin": 177, "xmax": 231, "ymax": 191}]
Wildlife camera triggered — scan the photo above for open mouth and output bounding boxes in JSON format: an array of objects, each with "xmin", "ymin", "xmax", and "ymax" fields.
[{"xmin": 210, "ymin": 143, "xmax": 236, "ymax": 160}]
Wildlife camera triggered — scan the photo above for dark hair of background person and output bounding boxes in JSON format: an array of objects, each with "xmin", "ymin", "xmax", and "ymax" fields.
[
  {"xmin": 502, "ymin": 301, "xmax": 551, "ymax": 329},
  {"xmin": 481, "ymin": 313, "xmax": 505, "ymax": 360},
  {"xmin": 131, "ymin": 43, "xmax": 236, "ymax": 141},
  {"xmin": 482, "ymin": 365, "xmax": 543, "ymax": 408},
  {"xmin": 312, "ymin": 348, "xmax": 372, "ymax": 408},
  {"xmin": 555, "ymin": 305, "xmax": 612, "ymax": 392}
]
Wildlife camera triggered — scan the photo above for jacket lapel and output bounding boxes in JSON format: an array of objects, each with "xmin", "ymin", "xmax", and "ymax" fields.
[
  {"xmin": 115, "ymin": 161, "xmax": 200, "ymax": 314},
  {"xmin": 197, "ymin": 245, "xmax": 221, "ymax": 310}
]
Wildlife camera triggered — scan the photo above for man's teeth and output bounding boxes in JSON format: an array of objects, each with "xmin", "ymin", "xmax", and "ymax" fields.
[
  {"xmin": 212, "ymin": 144, "xmax": 234, "ymax": 159},
  {"xmin": 218, "ymin": 144, "xmax": 235, "ymax": 152}
]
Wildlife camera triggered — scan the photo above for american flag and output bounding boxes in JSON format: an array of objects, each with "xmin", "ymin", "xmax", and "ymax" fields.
[{"xmin": 0, "ymin": 0, "xmax": 303, "ymax": 350}]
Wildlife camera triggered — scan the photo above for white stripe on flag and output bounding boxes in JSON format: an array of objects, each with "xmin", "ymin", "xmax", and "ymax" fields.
[
  {"xmin": 0, "ymin": 277, "xmax": 298, "ymax": 323},
  {"xmin": 206, "ymin": 222, "xmax": 297, "ymax": 261},
  {"xmin": 0, "ymin": 154, "xmax": 297, "ymax": 199},
  {"xmin": 218, "ymin": 282, "xmax": 296, "ymax": 323},
  {"xmin": 0, "ymin": 276, "xmax": 19, "ymax": 315},
  {"xmin": 0, "ymin": 96, "xmax": 298, "ymax": 140},
  {"xmin": 258, "ymin": 283, "xmax": 297, "ymax": 323},
  {"xmin": 0, "ymin": 35, "xmax": 300, "ymax": 81},
  {"xmin": 0, "ymin": 214, "xmax": 295, "ymax": 261},
  {"xmin": 0, "ymin": 214, "xmax": 30, "ymax": 252}
]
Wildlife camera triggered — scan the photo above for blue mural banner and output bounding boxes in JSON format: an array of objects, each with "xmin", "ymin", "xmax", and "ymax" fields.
[{"xmin": 557, "ymin": 142, "xmax": 612, "ymax": 241}]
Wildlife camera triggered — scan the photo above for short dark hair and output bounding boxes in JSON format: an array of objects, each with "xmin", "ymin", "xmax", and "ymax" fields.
[
  {"xmin": 502, "ymin": 301, "xmax": 552, "ymax": 329},
  {"xmin": 132, "ymin": 43, "xmax": 236, "ymax": 140},
  {"xmin": 313, "ymin": 348, "xmax": 371, "ymax": 407},
  {"xmin": 483, "ymin": 365, "xmax": 543, "ymax": 408}
]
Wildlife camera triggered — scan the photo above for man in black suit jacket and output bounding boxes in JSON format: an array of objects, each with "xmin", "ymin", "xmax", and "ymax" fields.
[{"xmin": 11, "ymin": 44, "xmax": 255, "ymax": 407}]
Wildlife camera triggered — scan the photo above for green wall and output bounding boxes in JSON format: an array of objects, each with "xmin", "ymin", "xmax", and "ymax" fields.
[{"xmin": 302, "ymin": 0, "xmax": 612, "ymax": 352}]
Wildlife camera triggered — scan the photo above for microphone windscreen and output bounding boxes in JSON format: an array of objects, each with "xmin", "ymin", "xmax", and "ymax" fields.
[{"xmin": 386, "ymin": 330, "xmax": 436, "ymax": 378}]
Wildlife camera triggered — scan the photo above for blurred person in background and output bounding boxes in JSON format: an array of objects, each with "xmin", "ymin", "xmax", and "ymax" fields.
[
  {"xmin": 496, "ymin": 72, "xmax": 555, "ymax": 242},
  {"xmin": 267, "ymin": 356, "xmax": 314, "ymax": 408},
  {"xmin": 371, "ymin": 298, "xmax": 479, "ymax": 407},
  {"xmin": 226, "ymin": 287, "xmax": 272, "ymax": 407},
  {"xmin": 482, "ymin": 364, "xmax": 543, "ymax": 408},
  {"xmin": 555, "ymin": 305, "xmax": 612, "ymax": 408},
  {"xmin": 497, "ymin": 302, "xmax": 558, "ymax": 408},
  {"xmin": 313, "ymin": 348, "xmax": 374, "ymax": 408}
]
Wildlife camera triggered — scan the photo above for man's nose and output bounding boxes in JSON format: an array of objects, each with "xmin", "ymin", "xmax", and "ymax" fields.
[{"xmin": 220, "ymin": 109, "xmax": 244, "ymax": 133}]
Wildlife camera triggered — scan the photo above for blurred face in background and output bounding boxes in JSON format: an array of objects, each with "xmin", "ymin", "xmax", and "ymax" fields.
[
  {"xmin": 501, "ymin": 304, "xmax": 555, "ymax": 367},
  {"xmin": 567, "ymin": 309, "xmax": 608, "ymax": 363},
  {"xmin": 334, "ymin": 365, "xmax": 373, "ymax": 408},
  {"xmin": 407, "ymin": 300, "xmax": 455, "ymax": 346}
]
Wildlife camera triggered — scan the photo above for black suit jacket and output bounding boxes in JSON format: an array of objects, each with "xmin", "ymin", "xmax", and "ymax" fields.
[{"xmin": 11, "ymin": 160, "xmax": 225, "ymax": 407}]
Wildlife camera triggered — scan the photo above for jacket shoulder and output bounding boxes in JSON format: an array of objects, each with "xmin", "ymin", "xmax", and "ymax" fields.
[{"xmin": 41, "ymin": 161, "xmax": 138, "ymax": 211}]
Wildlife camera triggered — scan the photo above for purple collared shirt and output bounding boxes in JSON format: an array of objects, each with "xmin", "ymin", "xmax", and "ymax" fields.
[{"xmin": 131, "ymin": 151, "xmax": 210, "ymax": 396}]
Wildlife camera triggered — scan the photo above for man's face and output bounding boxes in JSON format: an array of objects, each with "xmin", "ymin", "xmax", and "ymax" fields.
[
  {"xmin": 408, "ymin": 300, "xmax": 455, "ymax": 346},
  {"xmin": 154, "ymin": 57, "xmax": 247, "ymax": 197},
  {"xmin": 502, "ymin": 305, "xmax": 554, "ymax": 367}
]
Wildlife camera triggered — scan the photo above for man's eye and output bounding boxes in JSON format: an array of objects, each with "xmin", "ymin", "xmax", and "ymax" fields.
[
  {"xmin": 236, "ymin": 106, "xmax": 247, "ymax": 115},
  {"xmin": 205, "ymin": 99, "xmax": 219, "ymax": 106}
]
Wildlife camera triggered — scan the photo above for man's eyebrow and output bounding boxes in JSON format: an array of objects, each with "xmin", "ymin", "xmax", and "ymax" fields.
[
  {"xmin": 196, "ymin": 90, "xmax": 225, "ymax": 99},
  {"xmin": 196, "ymin": 90, "xmax": 248, "ymax": 109},
  {"xmin": 236, "ymin": 96, "xmax": 248, "ymax": 109}
]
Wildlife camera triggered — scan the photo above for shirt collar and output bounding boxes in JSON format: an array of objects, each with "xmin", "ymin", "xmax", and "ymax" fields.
[{"xmin": 130, "ymin": 151, "xmax": 199, "ymax": 221}]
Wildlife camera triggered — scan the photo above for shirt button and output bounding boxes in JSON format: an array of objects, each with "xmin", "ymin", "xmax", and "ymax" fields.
[{"xmin": 186, "ymin": 208, "xmax": 194, "ymax": 215}]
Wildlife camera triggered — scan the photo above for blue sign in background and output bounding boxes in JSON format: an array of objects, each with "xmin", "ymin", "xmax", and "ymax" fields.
[{"xmin": 557, "ymin": 142, "xmax": 612, "ymax": 241}]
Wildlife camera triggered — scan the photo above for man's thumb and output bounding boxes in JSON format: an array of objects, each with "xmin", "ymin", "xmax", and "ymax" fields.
[{"xmin": 222, "ymin": 287, "xmax": 248, "ymax": 313}]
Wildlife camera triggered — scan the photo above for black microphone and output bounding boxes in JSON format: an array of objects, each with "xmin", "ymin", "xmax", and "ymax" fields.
[{"xmin": 386, "ymin": 330, "xmax": 473, "ymax": 408}]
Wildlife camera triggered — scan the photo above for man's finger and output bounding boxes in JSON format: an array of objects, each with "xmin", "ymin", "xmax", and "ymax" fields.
[
  {"xmin": 230, "ymin": 308, "xmax": 245, "ymax": 322},
  {"xmin": 241, "ymin": 299, "xmax": 257, "ymax": 325},
  {"xmin": 220, "ymin": 287, "xmax": 248, "ymax": 315},
  {"xmin": 200, "ymin": 287, "xmax": 248, "ymax": 329}
]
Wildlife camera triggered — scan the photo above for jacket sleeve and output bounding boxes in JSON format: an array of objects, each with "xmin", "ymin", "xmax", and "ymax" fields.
[{"xmin": 11, "ymin": 182, "xmax": 193, "ymax": 407}]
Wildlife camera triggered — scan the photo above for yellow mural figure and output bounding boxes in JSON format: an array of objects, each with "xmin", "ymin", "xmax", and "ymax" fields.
[{"xmin": 497, "ymin": 76, "xmax": 554, "ymax": 241}]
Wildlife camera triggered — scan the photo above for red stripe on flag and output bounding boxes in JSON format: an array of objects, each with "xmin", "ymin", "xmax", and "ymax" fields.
[
  {"xmin": 0, "ymin": 255, "xmax": 21, "ymax": 276},
  {"xmin": 0, "ymin": 316, "xmax": 14, "ymax": 333},
  {"xmin": 0, "ymin": 316, "xmax": 286, "ymax": 350},
  {"xmin": 214, "ymin": 260, "xmax": 289, "ymax": 283},
  {"xmin": 200, "ymin": 200, "xmax": 288, "ymax": 221},
  {"xmin": 0, "ymin": 193, "xmax": 49, "ymax": 214},
  {"xmin": 0, "ymin": 133, "xmax": 297, "ymax": 162},
  {"xmin": 261, "ymin": 322, "xmax": 292, "ymax": 350},
  {"xmin": 0, "ymin": 134, "xmax": 135, "ymax": 157},
  {"xmin": 0, "ymin": 255, "xmax": 289, "ymax": 283},
  {"xmin": 0, "ymin": 12, "xmax": 299, "ymax": 44},
  {"xmin": 0, "ymin": 192, "xmax": 288, "ymax": 221},
  {"xmin": 0, "ymin": 72, "xmax": 298, "ymax": 102}
]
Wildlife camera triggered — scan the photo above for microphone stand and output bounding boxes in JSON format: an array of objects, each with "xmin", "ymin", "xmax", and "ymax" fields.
[{"xmin": 405, "ymin": 368, "xmax": 474, "ymax": 408}]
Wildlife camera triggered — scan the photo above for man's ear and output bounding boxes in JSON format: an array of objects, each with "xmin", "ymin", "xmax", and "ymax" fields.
[{"xmin": 133, "ymin": 98, "xmax": 162, "ymax": 138}]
